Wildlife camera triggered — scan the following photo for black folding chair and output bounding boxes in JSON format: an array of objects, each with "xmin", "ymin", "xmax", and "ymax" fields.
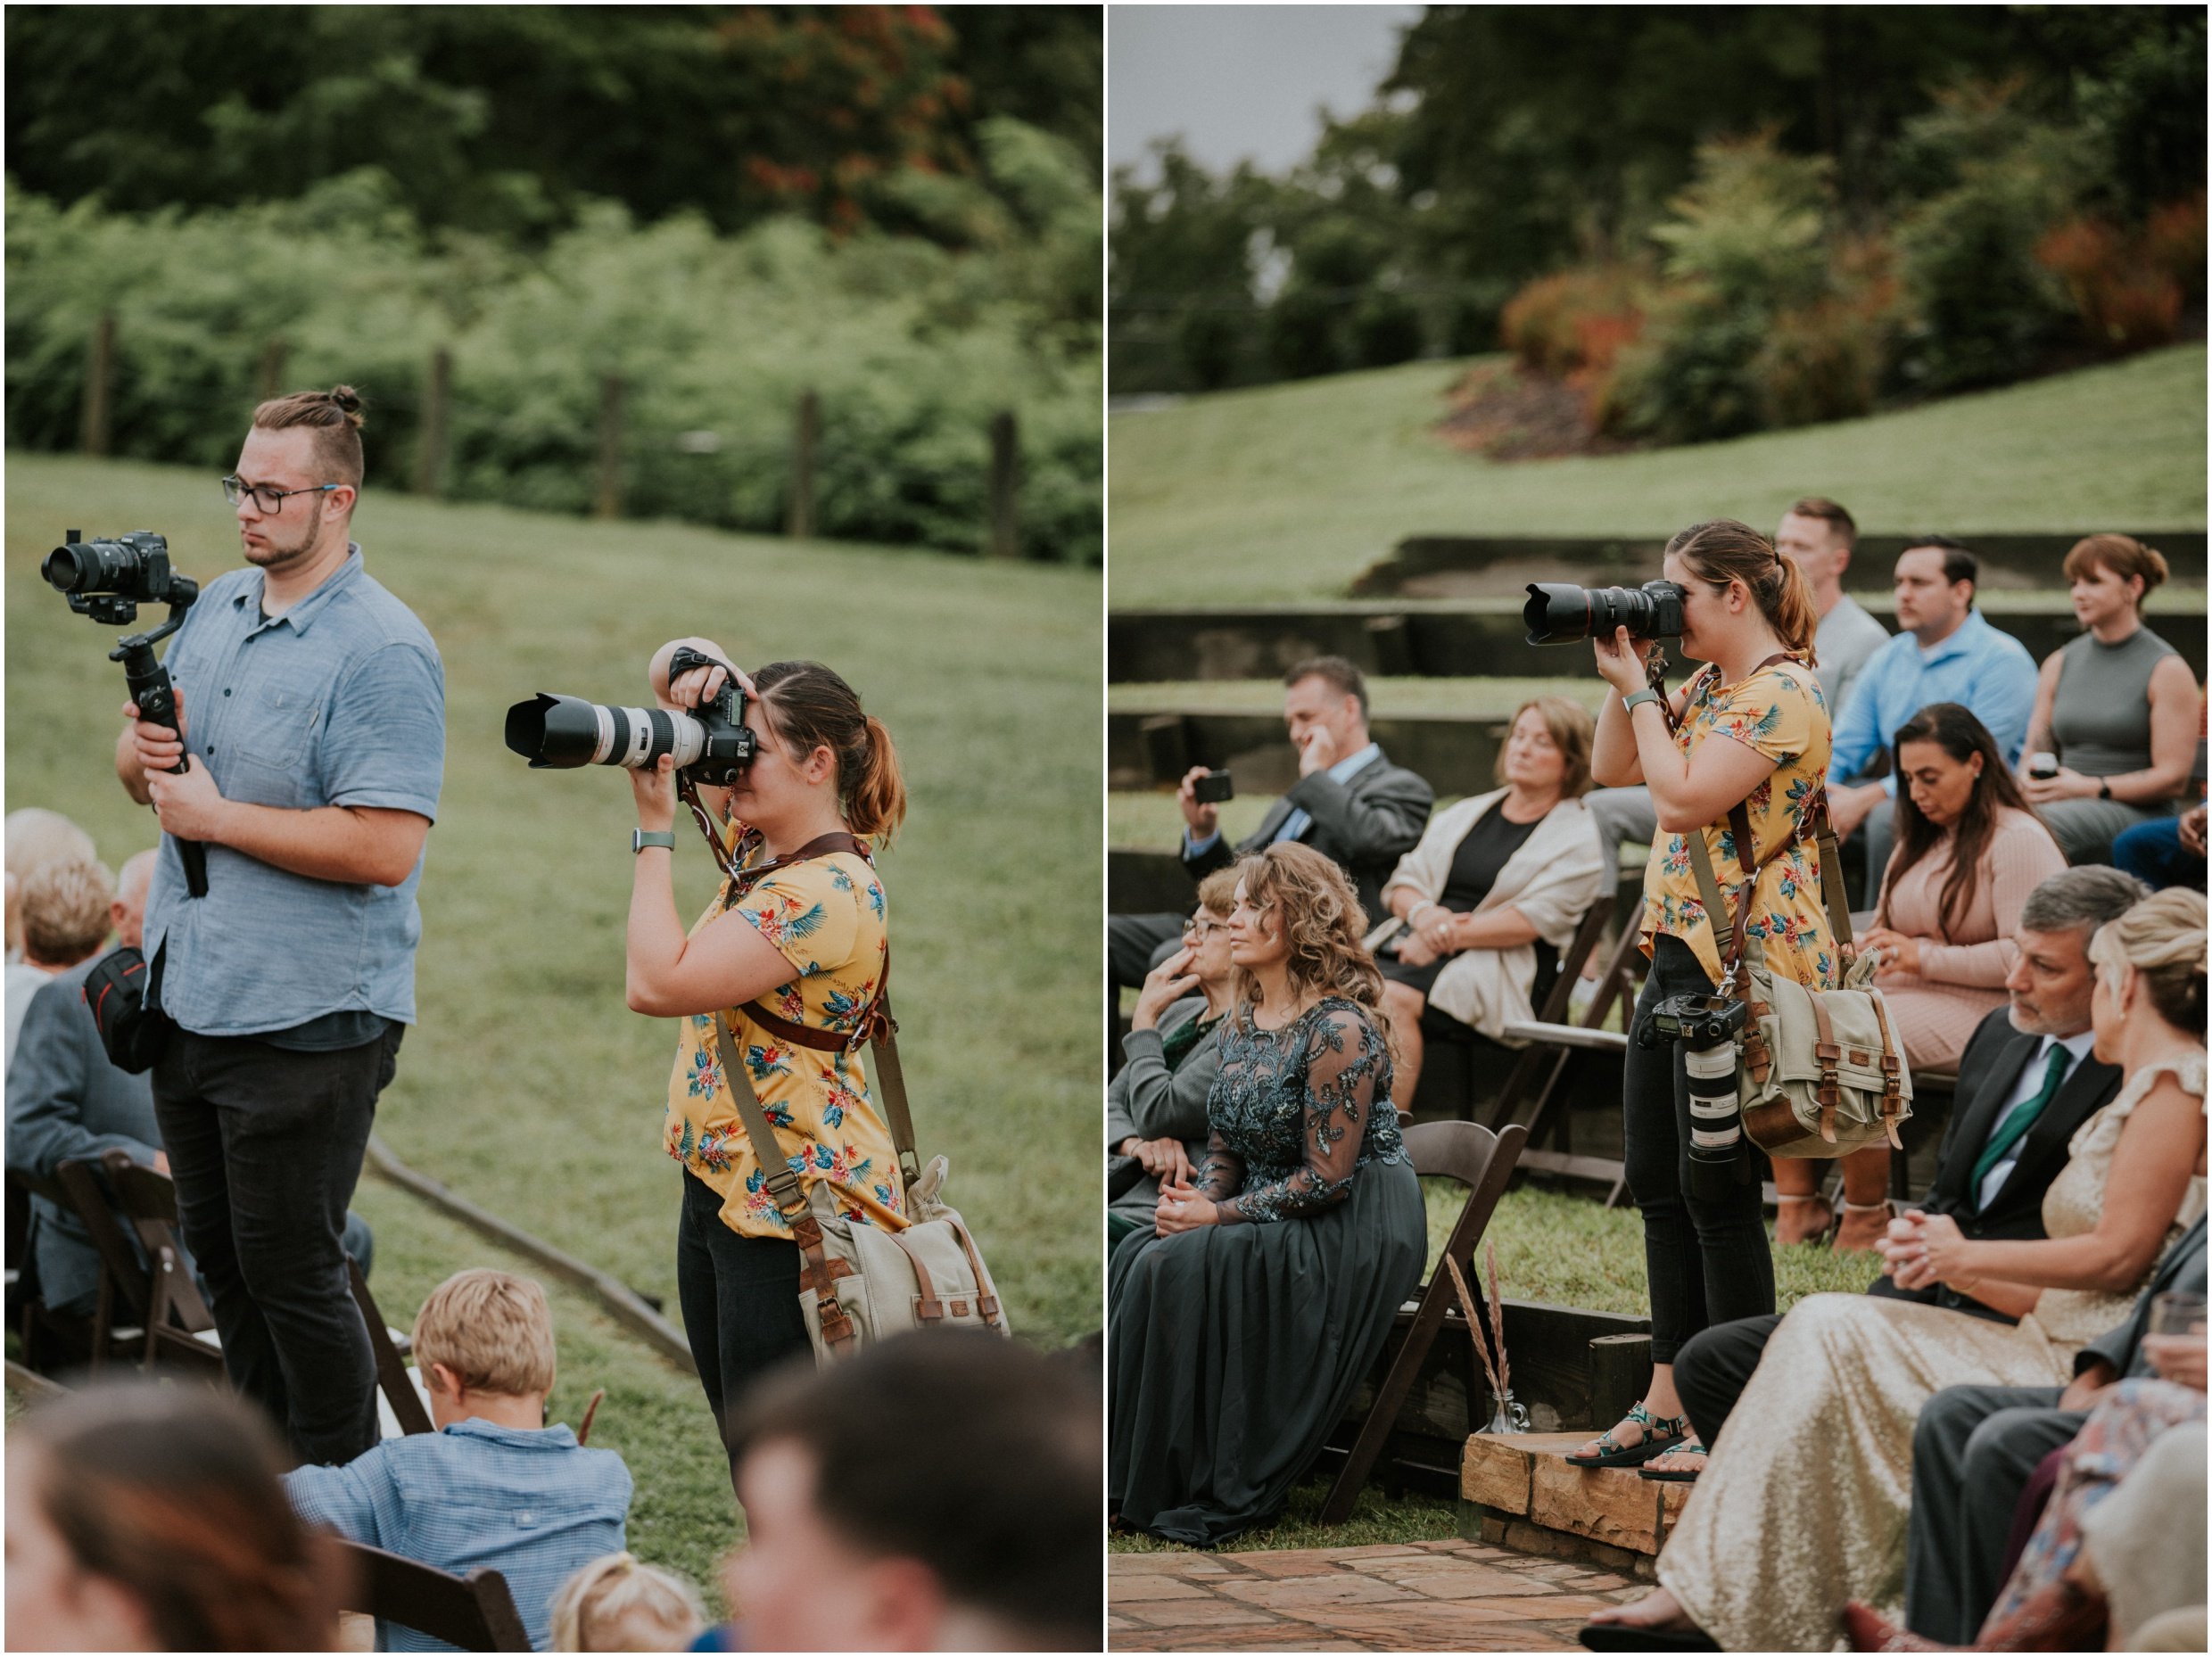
[
  {"xmin": 1319, "ymin": 1118, "xmax": 1528, "ymax": 1524},
  {"xmin": 335, "ymin": 1540, "xmax": 531, "ymax": 1652}
]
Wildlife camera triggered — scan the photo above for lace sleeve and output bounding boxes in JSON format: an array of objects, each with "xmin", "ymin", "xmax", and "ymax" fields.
[
  {"xmin": 1219, "ymin": 1008, "xmax": 1385, "ymax": 1224},
  {"xmin": 1193, "ymin": 1127, "xmax": 1244, "ymax": 1203}
]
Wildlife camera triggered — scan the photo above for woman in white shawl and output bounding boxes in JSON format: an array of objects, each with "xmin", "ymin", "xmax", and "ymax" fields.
[{"xmin": 1375, "ymin": 697, "xmax": 1609, "ymax": 1109}]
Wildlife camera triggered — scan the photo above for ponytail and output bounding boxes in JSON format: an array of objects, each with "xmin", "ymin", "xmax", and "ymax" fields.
[
  {"xmin": 846, "ymin": 714, "xmax": 908, "ymax": 842},
  {"xmin": 753, "ymin": 662, "xmax": 908, "ymax": 846},
  {"xmin": 1667, "ymin": 518, "xmax": 1820, "ymax": 663}
]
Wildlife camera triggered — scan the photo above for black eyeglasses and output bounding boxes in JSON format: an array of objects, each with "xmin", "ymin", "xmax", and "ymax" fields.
[{"xmin": 221, "ymin": 475, "xmax": 340, "ymax": 513}]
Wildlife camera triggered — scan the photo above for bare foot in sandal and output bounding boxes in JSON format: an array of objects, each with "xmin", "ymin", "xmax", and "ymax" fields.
[
  {"xmin": 1774, "ymin": 1191, "xmax": 1834, "ymax": 1245},
  {"xmin": 1638, "ymin": 1440, "xmax": 1708, "ymax": 1481},
  {"xmin": 1564, "ymin": 1401, "xmax": 1687, "ymax": 1468}
]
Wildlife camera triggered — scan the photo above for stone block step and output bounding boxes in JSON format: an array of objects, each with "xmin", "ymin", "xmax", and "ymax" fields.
[
  {"xmin": 1109, "ymin": 596, "xmax": 2205, "ymax": 684},
  {"xmin": 1353, "ymin": 531, "xmax": 2208, "ymax": 599},
  {"xmin": 1461, "ymin": 1432, "xmax": 1697, "ymax": 1559}
]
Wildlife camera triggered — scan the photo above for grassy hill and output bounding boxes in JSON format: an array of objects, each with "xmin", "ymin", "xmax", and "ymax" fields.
[
  {"xmin": 7, "ymin": 454, "xmax": 1102, "ymax": 1590},
  {"xmin": 1110, "ymin": 342, "xmax": 2208, "ymax": 606}
]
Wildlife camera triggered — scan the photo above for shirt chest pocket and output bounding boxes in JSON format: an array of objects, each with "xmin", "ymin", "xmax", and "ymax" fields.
[{"xmin": 227, "ymin": 682, "xmax": 323, "ymax": 779}]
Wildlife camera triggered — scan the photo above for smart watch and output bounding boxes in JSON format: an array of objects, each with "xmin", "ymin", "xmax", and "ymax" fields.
[{"xmin": 631, "ymin": 829, "xmax": 676, "ymax": 854}]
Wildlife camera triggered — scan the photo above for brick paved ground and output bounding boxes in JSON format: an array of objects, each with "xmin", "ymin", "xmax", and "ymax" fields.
[{"xmin": 1110, "ymin": 1538, "xmax": 1641, "ymax": 1651}]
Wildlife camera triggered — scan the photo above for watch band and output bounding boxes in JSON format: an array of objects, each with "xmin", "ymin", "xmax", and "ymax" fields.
[
  {"xmin": 2098, "ymin": 778, "xmax": 2113, "ymax": 801},
  {"xmin": 1622, "ymin": 688, "xmax": 1663, "ymax": 714},
  {"xmin": 631, "ymin": 828, "xmax": 676, "ymax": 854}
]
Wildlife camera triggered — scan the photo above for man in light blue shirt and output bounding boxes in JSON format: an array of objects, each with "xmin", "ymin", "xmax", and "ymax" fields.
[
  {"xmin": 117, "ymin": 387, "xmax": 444, "ymax": 1467},
  {"xmin": 1828, "ymin": 537, "xmax": 2037, "ymax": 882}
]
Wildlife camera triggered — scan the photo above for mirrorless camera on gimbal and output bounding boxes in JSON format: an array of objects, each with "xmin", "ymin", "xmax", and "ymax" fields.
[{"xmin": 44, "ymin": 532, "xmax": 208, "ymax": 897}]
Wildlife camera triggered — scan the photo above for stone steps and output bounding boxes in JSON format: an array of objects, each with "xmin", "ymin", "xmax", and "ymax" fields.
[
  {"xmin": 1109, "ymin": 597, "xmax": 2206, "ymax": 685},
  {"xmin": 1462, "ymin": 1431, "xmax": 1696, "ymax": 1563}
]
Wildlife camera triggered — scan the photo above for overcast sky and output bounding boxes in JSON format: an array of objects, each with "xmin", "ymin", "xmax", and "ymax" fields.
[{"xmin": 1109, "ymin": 4, "xmax": 1423, "ymax": 180}]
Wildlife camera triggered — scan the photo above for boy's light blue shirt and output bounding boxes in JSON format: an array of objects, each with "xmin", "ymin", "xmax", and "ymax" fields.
[
  {"xmin": 142, "ymin": 545, "xmax": 445, "ymax": 1033},
  {"xmin": 284, "ymin": 1418, "xmax": 632, "ymax": 1652},
  {"xmin": 1827, "ymin": 609, "xmax": 2039, "ymax": 796}
]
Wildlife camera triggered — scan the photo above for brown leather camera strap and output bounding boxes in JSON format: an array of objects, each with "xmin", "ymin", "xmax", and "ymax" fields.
[
  {"xmin": 710, "ymin": 837, "xmax": 921, "ymax": 1191},
  {"xmin": 1661, "ymin": 652, "xmax": 1853, "ymax": 985}
]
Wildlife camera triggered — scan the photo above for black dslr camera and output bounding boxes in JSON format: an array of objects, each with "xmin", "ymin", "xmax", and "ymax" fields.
[
  {"xmin": 505, "ymin": 647, "xmax": 758, "ymax": 786},
  {"xmin": 1522, "ymin": 580, "xmax": 1687, "ymax": 646},
  {"xmin": 44, "ymin": 532, "xmax": 207, "ymax": 897},
  {"xmin": 1637, "ymin": 991, "xmax": 1750, "ymax": 1051}
]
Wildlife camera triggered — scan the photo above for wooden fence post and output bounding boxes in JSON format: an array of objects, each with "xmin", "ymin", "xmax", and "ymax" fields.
[
  {"xmin": 788, "ymin": 389, "xmax": 819, "ymax": 540},
  {"xmin": 986, "ymin": 408, "xmax": 1019, "ymax": 559},
  {"xmin": 79, "ymin": 310, "xmax": 115, "ymax": 458},
  {"xmin": 415, "ymin": 347, "xmax": 451, "ymax": 499},
  {"xmin": 594, "ymin": 374, "xmax": 625, "ymax": 520},
  {"xmin": 256, "ymin": 337, "xmax": 289, "ymax": 403}
]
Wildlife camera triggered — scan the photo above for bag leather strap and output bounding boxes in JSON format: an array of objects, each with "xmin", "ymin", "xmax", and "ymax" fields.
[
  {"xmin": 1658, "ymin": 653, "xmax": 1854, "ymax": 987},
  {"xmin": 711, "ymin": 834, "xmax": 922, "ymax": 1192}
]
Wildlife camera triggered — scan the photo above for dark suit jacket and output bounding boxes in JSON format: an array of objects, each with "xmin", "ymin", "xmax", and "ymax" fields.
[
  {"xmin": 4, "ymin": 952, "xmax": 163, "ymax": 1314},
  {"xmin": 1183, "ymin": 749, "xmax": 1433, "ymax": 925},
  {"xmin": 1873, "ymin": 1005, "xmax": 2123, "ymax": 1321},
  {"xmin": 2083, "ymin": 1214, "xmax": 2208, "ymax": 1381}
]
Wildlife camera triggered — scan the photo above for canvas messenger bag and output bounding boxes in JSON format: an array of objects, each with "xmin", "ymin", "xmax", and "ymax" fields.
[
  {"xmin": 705, "ymin": 832, "xmax": 1009, "ymax": 1363},
  {"xmin": 1665, "ymin": 658, "xmax": 1913, "ymax": 1158}
]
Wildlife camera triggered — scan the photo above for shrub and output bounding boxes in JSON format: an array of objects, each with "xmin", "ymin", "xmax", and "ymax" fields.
[
  {"xmin": 2036, "ymin": 216, "xmax": 2183, "ymax": 352},
  {"xmin": 4, "ymin": 149, "xmax": 1102, "ymax": 565},
  {"xmin": 1888, "ymin": 79, "xmax": 2087, "ymax": 393},
  {"xmin": 1349, "ymin": 286, "xmax": 1425, "ymax": 368},
  {"xmin": 1498, "ymin": 265, "xmax": 1644, "ymax": 379}
]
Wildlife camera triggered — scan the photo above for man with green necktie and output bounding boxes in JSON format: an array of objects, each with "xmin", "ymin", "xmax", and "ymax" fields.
[{"xmin": 1664, "ymin": 865, "xmax": 2149, "ymax": 1465}]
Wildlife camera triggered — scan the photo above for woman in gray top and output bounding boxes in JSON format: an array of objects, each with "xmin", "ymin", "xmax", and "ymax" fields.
[
  {"xmin": 2020, "ymin": 535, "xmax": 2199, "ymax": 864},
  {"xmin": 1106, "ymin": 868, "xmax": 1237, "ymax": 1252}
]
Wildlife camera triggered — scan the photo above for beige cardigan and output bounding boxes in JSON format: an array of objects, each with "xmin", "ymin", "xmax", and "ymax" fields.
[{"xmin": 1377, "ymin": 788, "xmax": 1609, "ymax": 1043}]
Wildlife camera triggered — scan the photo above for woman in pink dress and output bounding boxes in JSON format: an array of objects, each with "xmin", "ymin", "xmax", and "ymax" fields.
[{"xmin": 1783, "ymin": 704, "xmax": 2068, "ymax": 1249}]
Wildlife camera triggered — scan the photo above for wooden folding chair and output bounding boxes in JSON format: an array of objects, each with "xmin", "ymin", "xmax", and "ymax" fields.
[
  {"xmin": 1488, "ymin": 920, "xmax": 1647, "ymax": 1203},
  {"xmin": 1318, "ymin": 1118, "xmax": 1528, "ymax": 1525},
  {"xmin": 7, "ymin": 1163, "xmax": 138, "ymax": 1375},
  {"xmin": 351, "ymin": 1257, "xmax": 433, "ymax": 1437},
  {"xmin": 49, "ymin": 1157, "xmax": 219, "ymax": 1379},
  {"xmin": 335, "ymin": 1540, "xmax": 532, "ymax": 1652}
]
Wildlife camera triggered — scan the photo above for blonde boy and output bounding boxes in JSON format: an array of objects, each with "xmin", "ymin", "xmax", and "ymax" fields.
[{"xmin": 283, "ymin": 1270, "xmax": 633, "ymax": 1653}]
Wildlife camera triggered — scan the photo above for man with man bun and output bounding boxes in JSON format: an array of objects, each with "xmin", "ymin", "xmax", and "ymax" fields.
[{"xmin": 114, "ymin": 387, "xmax": 444, "ymax": 1465}]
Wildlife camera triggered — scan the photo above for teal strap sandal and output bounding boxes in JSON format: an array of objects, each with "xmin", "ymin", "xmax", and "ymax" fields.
[
  {"xmin": 1638, "ymin": 1439, "xmax": 1710, "ymax": 1482},
  {"xmin": 1564, "ymin": 1403, "xmax": 1688, "ymax": 1469}
]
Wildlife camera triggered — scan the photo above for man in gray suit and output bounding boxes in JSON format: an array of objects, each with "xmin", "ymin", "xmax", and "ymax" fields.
[
  {"xmin": 1109, "ymin": 656, "xmax": 1433, "ymax": 993},
  {"xmin": 1903, "ymin": 1212, "xmax": 2207, "ymax": 1643}
]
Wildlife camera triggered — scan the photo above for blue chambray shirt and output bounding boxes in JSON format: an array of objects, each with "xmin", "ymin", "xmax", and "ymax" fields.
[
  {"xmin": 284, "ymin": 1419, "xmax": 633, "ymax": 1653},
  {"xmin": 143, "ymin": 545, "xmax": 444, "ymax": 1035},
  {"xmin": 1826, "ymin": 608, "xmax": 2039, "ymax": 796}
]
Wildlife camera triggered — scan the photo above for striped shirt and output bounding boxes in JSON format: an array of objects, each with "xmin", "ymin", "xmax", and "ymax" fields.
[{"xmin": 284, "ymin": 1419, "xmax": 631, "ymax": 1652}]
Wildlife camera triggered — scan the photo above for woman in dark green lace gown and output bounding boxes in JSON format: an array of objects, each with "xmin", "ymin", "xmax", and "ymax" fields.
[{"xmin": 1108, "ymin": 843, "xmax": 1428, "ymax": 1546}]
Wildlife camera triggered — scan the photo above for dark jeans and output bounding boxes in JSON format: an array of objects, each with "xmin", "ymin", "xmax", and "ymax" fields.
[
  {"xmin": 153, "ymin": 1024, "xmax": 400, "ymax": 1466},
  {"xmin": 1622, "ymin": 935, "xmax": 1774, "ymax": 1364},
  {"xmin": 1905, "ymin": 1385, "xmax": 2079, "ymax": 1643},
  {"xmin": 2113, "ymin": 817, "xmax": 2207, "ymax": 893},
  {"xmin": 675, "ymin": 1170, "xmax": 810, "ymax": 1471}
]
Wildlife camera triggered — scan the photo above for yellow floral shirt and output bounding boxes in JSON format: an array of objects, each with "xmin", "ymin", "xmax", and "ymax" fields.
[
  {"xmin": 662, "ymin": 824, "xmax": 904, "ymax": 1240},
  {"xmin": 1637, "ymin": 655, "xmax": 1839, "ymax": 991}
]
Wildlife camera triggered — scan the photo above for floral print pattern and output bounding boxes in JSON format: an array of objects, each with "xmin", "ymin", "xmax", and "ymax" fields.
[
  {"xmin": 1637, "ymin": 656, "xmax": 1837, "ymax": 990},
  {"xmin": 663, "ymin": 828, "xmax": 903, "ymax": 1238},
  {"xmin": 1195, "ymin": 997, "xmax": 1404, "ymax": 1224}
]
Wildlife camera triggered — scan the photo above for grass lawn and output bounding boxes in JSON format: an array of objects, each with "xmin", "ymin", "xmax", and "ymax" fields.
[
  {"xmin": 1110, "ymin": 342, "xmax": 2208, "ymax": 606},
  {"xmin": 7, "ymin": 453, "xmax": 1102, "ymax": 1575}
]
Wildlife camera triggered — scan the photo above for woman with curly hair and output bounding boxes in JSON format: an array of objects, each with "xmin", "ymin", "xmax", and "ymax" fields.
[{"xmin": 1107, "ymin": 841, "xmax": 1425, "ymax": 1546}]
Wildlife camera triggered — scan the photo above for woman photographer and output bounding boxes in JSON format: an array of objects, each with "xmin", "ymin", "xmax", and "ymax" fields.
[
  {"xmin": 1568, "ymin": 519, "xmax": 1836, "ymax": 1480},
  {"xmin": 623, "ymin": 637, "xmax": 906, "ymax": 1477}
]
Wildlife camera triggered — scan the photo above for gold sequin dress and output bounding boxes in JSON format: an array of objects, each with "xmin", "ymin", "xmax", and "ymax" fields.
[{"xmin": 1655, "ymin": 1053, "xmax": 2208, "ymax": 1652}]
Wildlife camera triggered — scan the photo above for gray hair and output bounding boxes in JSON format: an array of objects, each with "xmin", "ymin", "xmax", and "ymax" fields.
[{"xmin": 2017, "ymin": 866, "xmax": 2151, "ymax": 937}]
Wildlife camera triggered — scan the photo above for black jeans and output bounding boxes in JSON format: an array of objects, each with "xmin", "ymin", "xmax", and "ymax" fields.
[
  {"xmin": 1622, "ymin": 935, "xmax": 1774, "ymax": 1364},
  {"xmin": 675, "ymin": 1170, "xmax": 810, "ymax": 1471},
  {"xmin": 153, "ymin": 1025, "xmax": 400, "ymax": 1466}
]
